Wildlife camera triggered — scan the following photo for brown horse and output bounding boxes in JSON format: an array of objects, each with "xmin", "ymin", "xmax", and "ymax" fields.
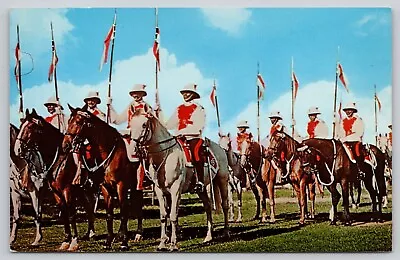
[
  {"xmin": 237, "ymin": 137, "xmax": 277, "ymax": 222},
  {"xmin": 62, "ymin": 105, "xmax": 143, "ymax": 250},
  {"xmin": 301, "ymin": 138, "xmax": 386, "ymax": 225},
  {"xmin": 14, "ymin": 109, "xmax": 96, "ymax": 251},
  {"xmin": 266, "ymin": 131, "xmax": 317, "ymax": 225}
]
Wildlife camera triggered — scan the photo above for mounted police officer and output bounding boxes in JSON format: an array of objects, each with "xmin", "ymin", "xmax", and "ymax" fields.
[
  {"xmin": 165, "ymin": 83, "xmax": 206, "ymax": 193},
  {"xmin": 305, "ymin": 107, "xmax": 329, "ymax": 139}
]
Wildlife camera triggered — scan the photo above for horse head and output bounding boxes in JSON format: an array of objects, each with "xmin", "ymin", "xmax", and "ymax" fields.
[
  {"xmin": 129, "ymin": 107, "xmax": 154, "ymax": 152},
  {"xmin": 63, "ymin": 104, "xmax": 93, "ymax": 153},
  {"xmin": 238, "ymin": 135, "xmax": 252, "ymax": 167},
  {"xmin": 218, "ymin": 132, "xmax": 231, "ymax": 151},
  {"xmin": 266, "ymin": 131, "xmax": 285, "ymax": 161},
  {"xmin": 14, "ymin": 108, "xmax": 46, "ymax": 159}
]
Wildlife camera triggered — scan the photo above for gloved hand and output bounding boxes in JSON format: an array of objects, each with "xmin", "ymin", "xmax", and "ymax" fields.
[
  {"xmin": 55, "ymin": 106, "xmax": 62, "ymax": 115},
  {"xmin": 107, "ymin": 97, "xmax": 112, "ymax": 105}
]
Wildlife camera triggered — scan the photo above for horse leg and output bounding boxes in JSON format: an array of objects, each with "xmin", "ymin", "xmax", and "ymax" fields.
[
  {"xmin": 251, "ymin": 184, "xmax": 261, "ymax": 220},
  {"xmin": 132, "ymin": 189, "xmax": 144, "ymax": 242},
  {"xmin": 340, "ymin": 179, "xmax": 351, "ymax": 226},
  {"xmin": 216, "ymin": 173, "xmax": 230, "ymax": 237},
  {"xmin": 29, "ymin": 188, "xmax": 43, "ymax": 246},
  {"xmin": 227, "ymin": 183, "xmax": 234, "ymax": 223},
  {"xmin": 115, "ymin": 182, "xmax": 130, "ymax": 250},
  {"xmin": 259, "ymin": 186, "xmax": 267, "ymax": 223},
  {"xmin": 267, "ymin": 180, "xmax": 276, "ymax": 223},
  {"xmin": 81, "ymin": 187, "xmax": 96, "ymax": 240},
  {"xmin": 349, "ymin": 182, "xmax": 357, "ymax": 209},
  {"xmin": 10, "ymin": 188, "xmax": 21, "ymax": 245},
  {"xmin": 54, "ymin": 192, "xmax": 72, "ymax": 250},
  {"xmin": 154, "ymin": 187, "xmax": 169, "ymax": 251},
  {"xmin": 308, "ymin": 181, "xmax": 316, "ymax": 219},
  {"xmin": 236, "ymin": 184, "xmax": 243, "ymax": 223},
  {"xmin": 101, "ymin": 184, "xmax": 114, "ymax": 249},
  {"xmin": 65, "ymin": 187, "xmax": 79, "ymax": 251},
  {"xmin": 198, "ymin": 188, "xmax": 213, "ymax": 244},
  {"xmin": 328, "ymin": 184, "xmax": 341, "ymax": 225},
  {"xmin": 363, "ymin": 171, "xmax": 378, "ymax": 222}
]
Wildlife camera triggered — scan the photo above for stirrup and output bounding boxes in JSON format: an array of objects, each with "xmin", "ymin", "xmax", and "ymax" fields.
[{"xmin": 194, "ymin": 182, "xmax": 204, "ymax": 192}]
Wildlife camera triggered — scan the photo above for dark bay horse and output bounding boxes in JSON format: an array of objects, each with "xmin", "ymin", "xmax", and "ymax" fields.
[
  {"xmin": 10, "ymin": 123, "xmax": 44, "ymax": 246},
  {"xmin": 301, "ymin": 138, "xmax": 386, "ymax": 225},
  {"xmin": 129, "ymin": 110, "xmax": 230, "ymax": 251},
  {"xmin": 14, "ymin": 109, "xmax": 96, "ymax": 251},
  {"xmin": 62, "ymin": 105, "xmax": 143, "ymax": 250},
  {"xmin": 266, "ymin": 131, "xmax": 317, "ymax": 225}
]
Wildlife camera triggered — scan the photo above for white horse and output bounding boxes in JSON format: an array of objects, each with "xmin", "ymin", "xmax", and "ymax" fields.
[
  {"xmin": 10, "ymin": 124, "xmax": 45, "ymax": 246},
  {"xmin": 130, "ymin": 111, "xmax": 230, "ymax": 251}
]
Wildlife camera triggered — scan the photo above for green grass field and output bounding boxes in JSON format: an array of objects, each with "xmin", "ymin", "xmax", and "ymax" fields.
[{"xmin": 10, "ymin": 186, "xmax": 392, "ymax": 253}]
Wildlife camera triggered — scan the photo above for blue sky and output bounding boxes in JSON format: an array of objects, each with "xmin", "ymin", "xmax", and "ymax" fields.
[{"xmin": 9, "ymin": 8, "xmax": 392, "ymax": 143}]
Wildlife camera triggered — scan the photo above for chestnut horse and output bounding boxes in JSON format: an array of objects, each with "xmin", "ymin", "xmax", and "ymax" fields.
[
  {"xmin": 266, "ymin": 131, "xmax": 317, "ymax": 225},
  {"xmin": 237, "ymin": 136, "xmax": 280, "ymax": 223},
  {"xmin": 301, "ymin": 138, "xmax": 386, "ymax": 225},
  {"xmin": 62, "ymin": 105, "xmax": 143, "ymax": 250},
  {"xmin": 14, "ymin": 109, "xmax": 96, "ymax": 251},
  {"xmin": 129, "ymin": 110, "xmax": 230, "ymax": 251}
]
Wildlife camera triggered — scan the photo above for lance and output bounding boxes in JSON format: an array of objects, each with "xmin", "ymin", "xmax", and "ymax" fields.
[
  {"xmin": 332, "ymin": 46, "xmax": 340, "ymax": 139},
  {"xmin": 16, "ymin": 25, "xmax": 24, "ymax": 120},
  {"xmin": 50, "ymin": 22, "xmax": 62, "ymax": 130},
  {"xmin": 106, "ymin": 10, "xmax": 117, "ymax": 124},
  {"xmin": 291, "ymin": 56, "xmax": 295, "ymax": 138},
  {"xmin": 257, "ymin": 62, "xmax": 260, "ymax": 143},
  {"xmin": 374, "ymin": 84, "xmax": 378, "ymax": 146},
  {"xmin": 154, "ymin": 7, "xmax": 162, "ymax": 118},
  {"xmin": 213, "ymin": 79, "xmax": 221, "ymax": 131}
]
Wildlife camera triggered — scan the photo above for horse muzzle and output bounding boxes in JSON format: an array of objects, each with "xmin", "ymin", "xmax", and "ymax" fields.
[{"xmin": 14, "ymin": 139, "xmax": 23, "ymax": 158}]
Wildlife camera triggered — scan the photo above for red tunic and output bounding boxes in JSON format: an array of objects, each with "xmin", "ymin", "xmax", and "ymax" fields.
[
  {"xmin": 270, "ymin": 124, "xmax": 281, "ymax": 136},
  {"xmin": 343, "ymin": 117, "xmax": 357, "ymax": 136},
  {"xmin": 177, "ymin": 104, "xmax": 197, "ymax": 130},
  {"xmin": 236, "ymin": 132, "xmax": 252, "ymax": 152},
  {"xmin": 92, "ymin": 110, "xmax": 99, "ymax": 116},
  {"xmin": 127, "ymin": 103, "xmax": 145, "ymax": 128},
  {"xmin": 388, "ymin": 132, "xmax": 392, "ymax": 147},
  {"xmin": 307, "ymin": 121, "xmax": 319, "ymax": 138},
  {"xmin": 45, "ymin": 114, "xmax": 57, "ymax": 123}
]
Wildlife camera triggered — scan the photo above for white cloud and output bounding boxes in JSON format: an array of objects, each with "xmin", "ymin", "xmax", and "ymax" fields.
[
  {"xmin": 10, "ymin": 9, "xmax": 74, "ymax": 56},
  {"xmin": 207, "ymin": 80, "xmax": 392, "ymax": 145},
  {"xmin": 10, "ymin": 47, "xmax": 215, "ymax": 131},
  {"xmin": 354, "ymin": 13, "xmax": 390, "ymax": 36},
  {"xmin": 201, "ymin": 8, "xmax": 252, "ymax": 36}
]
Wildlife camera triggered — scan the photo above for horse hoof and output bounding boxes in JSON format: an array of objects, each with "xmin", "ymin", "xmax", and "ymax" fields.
[
  {"xmin": 156, "ymin": 246, "xmax": 168, "ymax": 251},
  {"xmin": 203, "ymin": 236, "xmax": 212, "ymax": 243},
  {"xmin": 252, "ymin": 216, "xmax": 260, "ymax": 221},
  {"xmin": 330, "ymin": 221, "xmax": 337, "ymax": 226},
  {"xmin": 133, "ymin": 234, "xmax": 143, "ymax": 242},
  {"xmin": 169, "ymin": 244, "xmax": 179, "ymax": 252},
  {"xmin": 120, "ymin": 244, "xmax": 129, "ymax": 251},
  {"xmin": 344, "ymin": 221, "xmax": 351, "ymax": 226},
  {"xmin": 58, "ymin": 242, "xmax": 70, "ymax": 251},
  {"xmin": 235, "ymin": 219, "xmax": 242, "ymax": 223},
  {"xmin": 299, "ymin": 222, "xmax": 305, "ymax": 227}
]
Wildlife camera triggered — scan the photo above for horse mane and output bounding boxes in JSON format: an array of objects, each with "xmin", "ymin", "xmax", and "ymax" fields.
[{"xmin": 79, "ymin": 106, "xmax": 121, "ymax": 139}]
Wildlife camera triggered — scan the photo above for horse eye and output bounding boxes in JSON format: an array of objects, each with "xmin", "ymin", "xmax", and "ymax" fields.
[{"xmin": 142, "ymin": 123, "xmax": 146, "ymax": 128}]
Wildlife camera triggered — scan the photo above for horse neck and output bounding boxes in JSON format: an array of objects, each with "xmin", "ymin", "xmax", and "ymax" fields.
[
  {"xmin": 283, "ymin": 135, "xmax": 299, "ymax": 159},
  {"xmin": 86, "ymin": 121, "xmax": 119, "ymax": 153},
  {"xmin": 38, "ymin": 126, "xmax": 64, "ymax": 165},
  {"xmin": 304, "ymin": 138, "xmax": 335, "ymax": 162},
  {"xmin": 149, "ymin": 117, "xmax": 174, "ymax": 149},
  {"xmin": 249, "ymin": 141, "xmax": 262, "ymax": 168},
  {"xmin": 226, "ymin": 141, "xmax": 239, "ymax": 166}
]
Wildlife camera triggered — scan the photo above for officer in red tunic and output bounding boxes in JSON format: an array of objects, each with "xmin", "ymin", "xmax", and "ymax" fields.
[
  {"xmin": 267, "ymin": 111, "xmax": 288, "ymax": 184},
  {"xmin": 236, "ymin": 120, "xmax": 253, "ymax": 153},
  {"xmin": 72, "ymin": 91, "xmax": 107, "ymax": 185},
  {"xmin": 337, "ymin": 102, "xmax": 365, "ymax": 178},
  {"xmin": 166, "ymin": 83, "xmax": 206, "ymax": 192},
  {"xmin": 107, "ymin": 84, "xmax": 153, "ymax": 190},
  {"xmin": 306, "ymin": 107, "xmax": 328, "ymax": 139},
  {"xmin": 44, "ymin": 96, "xmax": 67, "ymax": 133}
]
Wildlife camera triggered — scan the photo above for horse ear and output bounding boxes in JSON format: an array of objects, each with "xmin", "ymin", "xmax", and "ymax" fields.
[
  {"xmin": 227, "ymin": 132, "xmax": 230, "ymax": 138},
  {"xmin": 25, "ymin": 108, "xmax": 30, "ymax": 117},
  {"xmin": 31, "ymin": 108, "xmax": 38, "ymax": 116},
  {"xmin": 68, "ymin": 103, "xmax": 75, "ymax": 113}
]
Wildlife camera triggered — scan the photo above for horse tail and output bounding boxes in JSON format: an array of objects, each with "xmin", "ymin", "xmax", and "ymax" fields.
[
  {"xmin": 374, "ymin": 146, "xmax": 387, "ymax": 197},
  {"xmin": 213, "ymin": 180, "xmax": 222, "ymax": 214}
]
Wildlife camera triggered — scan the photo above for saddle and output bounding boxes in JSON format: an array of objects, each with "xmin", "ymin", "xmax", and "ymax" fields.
[{"xmin": 342, "ymin": 142, "xmax": 376, "ymax": 168}]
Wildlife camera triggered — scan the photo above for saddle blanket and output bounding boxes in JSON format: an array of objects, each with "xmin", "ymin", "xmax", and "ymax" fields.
[
  {"xmin": 207, "ymin": 147, "xmax": 219, "ymax": 180},
  {"xmin": 342, "ymin": 143, "xmax": 376, "ymax": 168}
]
